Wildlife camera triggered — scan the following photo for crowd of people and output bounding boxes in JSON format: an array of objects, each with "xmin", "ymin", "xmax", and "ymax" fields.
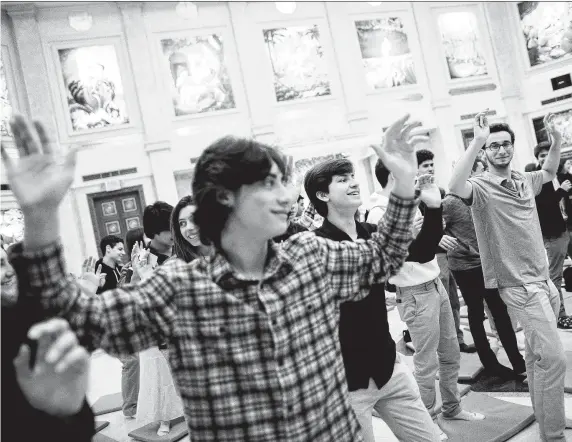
[{"xmin": 0, "ymin": 108, "xmax": 568, "ymax": 442}]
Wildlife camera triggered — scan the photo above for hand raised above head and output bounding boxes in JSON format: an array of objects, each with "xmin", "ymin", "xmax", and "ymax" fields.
[
  {"xmin": 473, "ymin": 109, "xmax": 490, "ymax": 141},
  {"xmin": 1, "ymin": 115, "xmax": 77, "ymax": 216},
  {"xmin": 370, "ymin": 114, "xmax": 430, "ymax": 180},
  {"xmin": 544, "ymin": 112, "xmax": 562, "ymax": 142}
]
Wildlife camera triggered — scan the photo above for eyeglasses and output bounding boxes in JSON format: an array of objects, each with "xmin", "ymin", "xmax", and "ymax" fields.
[{"xmin": 486, "ymin": 141, "xmax": 513, "ymax": 152}]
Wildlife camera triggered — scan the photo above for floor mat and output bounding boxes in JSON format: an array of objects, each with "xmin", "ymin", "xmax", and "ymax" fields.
[
  {"xmin": 436, "ymin": 392, "xmax": 535, "ymax": 442},
  {"xmin": 566, "ymin": 351, "xmax": 572, "ymax": 394},
  {"xmin": 397, "ymin": 332, "xmax": 489, "ymax": 382},
  {"xmin": 128, "ymin": 416, "xmax": 188, "ymax": 442},
  {"xmin": 92, "ymin": 434, "xmax": 118, "ymax": 442},
  {"xmin": 400, "ymin": 355, "xmax": 471, "ymax": 417},
  {"xmin": 92, "ymin": 392, "xmax": 122, "ymax": 416},
  {"xmin": 470, "ymin": 369, "xmax": 529, "ymax": 393},
  {"xmin": 95, "ymin": 421, "xmax": 109, "ymax": 433}
]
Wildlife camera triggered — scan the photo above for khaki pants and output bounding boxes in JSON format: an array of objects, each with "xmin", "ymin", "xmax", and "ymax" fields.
[
  {"xmin": 396, "ymin": 278, "xmax": 461, "ymax": 417},
  {"xmin": 348, "ymin": 354, "xmax": 440, "ymax": 442},
  {"xmin": 498, "ymin": 280, "xmax": 566, "ymax": 442}
]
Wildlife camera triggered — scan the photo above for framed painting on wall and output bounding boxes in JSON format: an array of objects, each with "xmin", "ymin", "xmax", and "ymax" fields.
[
  {"xmin": 354, "ymin": 17, "xmax": 417, "ymax": 90},
  {"xmin": 518, "ymin": 2, "xmax": 572, "ymax": 68},
  {"xmin": 160, "ymin": 34, "xmax": 236, "ymax": 116},
  {"xmin": 263, "ymin": 24, "xmax": 331, "ymax": 102},
  {"xmin": 0, "ymin": 208, "xmax": 24, "ymax": 245},
  {"xmin": 0, "ymin": 50, "xmax": 12, "ymax": 138},
  {"xmin": 532, "ymin": 108, "xmax": 572, "ymax": 148},
  {"xmin": 437, "ymin": 10, "xmax": 488, "ymax": 80},
  {"xmin": 57, "ymin": 44, "xmax": 130, "ymax": 132}
]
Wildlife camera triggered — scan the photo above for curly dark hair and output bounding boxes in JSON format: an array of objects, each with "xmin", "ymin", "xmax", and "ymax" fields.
[{"xmin": 192, "ymin": 136, "xmax": 288, "ymax": 248}]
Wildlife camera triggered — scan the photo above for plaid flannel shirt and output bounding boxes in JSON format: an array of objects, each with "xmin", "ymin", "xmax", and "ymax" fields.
[{"xmin": 10, "ymin": 193, "xmax": 417, "ymax": 442}]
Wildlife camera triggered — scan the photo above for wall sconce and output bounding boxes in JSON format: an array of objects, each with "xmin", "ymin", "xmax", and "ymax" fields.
[
  {"xmin": 275, "ymin": 2, "xmax": 297, "ymax": 14},
  {"xmin": 176, "ymin": 2, "xmax": 199, "ymax": 20},
  {"xmin": 68, "ymin": 12, "xmax": 93, "ymax": 32}
]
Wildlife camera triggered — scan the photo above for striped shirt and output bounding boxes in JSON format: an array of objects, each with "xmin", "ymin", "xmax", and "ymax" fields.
[{"xmin": 9, "ymin": 193, "xmax": 417, "ymax": 442}]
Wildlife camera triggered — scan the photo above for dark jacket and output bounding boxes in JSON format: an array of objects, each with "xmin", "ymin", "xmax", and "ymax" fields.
[
  {"xmin": 533, "ymin": 165, "xmax": 567, "ymax": 238},
  {"xmin": 313, "ymin": 219, "xmax": 396, "ymax": 391},
  {"xmin": 419, "ymin": 187, "xmax": 447, "ymax": 254},
  {"xmin": 2, "ymin": 261, "xmax": 94, "ymax": 441},
  {"xmin": 558, "ymin": 172, "xmax": 572, "ymax": 229},
  {"xmin": 94, "ymin": 259, "xmax": 122, "ymax": 294}
]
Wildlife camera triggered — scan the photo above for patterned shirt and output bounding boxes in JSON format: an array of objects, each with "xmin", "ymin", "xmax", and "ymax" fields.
[{"xmin": 10, "ymin": 193, "xmax": 417, "ymax": 442}]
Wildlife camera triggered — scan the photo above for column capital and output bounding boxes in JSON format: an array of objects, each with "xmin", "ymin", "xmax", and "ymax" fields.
[
  {"xmin": 4, "ymin": 3, "xmax": 37, "ymax": 20},
  {"xmin": 116, "ymin": 1, "xmax": 143, "ymax": 12}
]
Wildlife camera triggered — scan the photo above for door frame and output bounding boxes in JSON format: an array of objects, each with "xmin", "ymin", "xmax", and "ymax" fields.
[{"xmin": 87, "ymin": 185, "xmax": 146, "ymax": 257}]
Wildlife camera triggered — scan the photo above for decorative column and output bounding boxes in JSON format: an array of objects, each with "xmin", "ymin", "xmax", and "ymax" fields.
[
  {"xmin": 118, "ymin": 2, "xmax": 178, "ymax": 203},
  {"xmin": 5, "ymin": 4, "xmax": 58, "ymax": 137},
  {"xmin": 412, "ymin": 3, "xmax": 458, "ymax": 189},
  {"xmin": 227, "ymin": 2, "xmax": 276, "ymax": 142},
  {"xmin": 485, "ymin": 2, "xmax": 531, "ymax": 170}
]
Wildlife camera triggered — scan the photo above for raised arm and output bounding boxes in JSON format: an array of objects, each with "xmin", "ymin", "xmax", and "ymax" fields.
[
  {"xmin": 449, "ymin": 111, "xmax": 490, "ymax": 199},
  {"xmin": 540, "ymin": 113, "xmax": 563, "ymax": 184},
  {"xmin": 2, "ymin": 116, "xmax": 181, "ymax": 355},
  {"xmin": 301, "ymin": 114, "xmax": 426, "ymax": 302}
]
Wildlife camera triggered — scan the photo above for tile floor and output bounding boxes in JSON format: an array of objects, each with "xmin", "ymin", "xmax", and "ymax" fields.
[{"xmin": 89, "ymin": 292, "xmax": 572, "ymax": 441}]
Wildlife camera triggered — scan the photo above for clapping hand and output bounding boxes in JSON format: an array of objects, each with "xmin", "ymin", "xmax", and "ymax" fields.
[
  {"xmin": 417, "ymin": 174, "xmax": 442, "ymax": 208},
  {"xmin": 473, "ymin": 110, "xmax": 490, "ymax": 142},
  {"xmin": 78, "ymin": 257, "xmax": 106, "ymax": 293},
  {"xmin": 131, "ymin": 241, "xmax": 153, "ymax": 281},
  {"xmin": 439, "ymin": 235, "xmax": 459, "ymax": 252},
  {"xmin": 1, "ymin": 116, "xmax": 77, "ymax": 217},
  {"xmin": 544, "ymin": 113, "xmax": 562, "ymax": 143},
  {"xmin": 561, "ymin": 180, "xmax": 572, "ymax": 192},
  {"xmin": 370, "ymin": 114, "xmax": 429, "ymax": 179},
  {"xmin": 14, "ymin": 318, "xmax": 89, "ymax": 417}
]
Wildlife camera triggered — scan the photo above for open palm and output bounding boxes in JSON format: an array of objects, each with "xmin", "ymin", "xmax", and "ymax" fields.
[
  {"xmin": 370, "ymin": 114, "xmax": 429, "ymax": 178},
  {"xmin": 1, "ymin": 115, "xmax": 76, "ymax": 214}
]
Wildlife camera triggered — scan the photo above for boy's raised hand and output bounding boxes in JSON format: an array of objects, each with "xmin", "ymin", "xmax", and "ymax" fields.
[
  {"xmin": 371, "ymin": 114, "xmax": 429, "ymax": 180},
  {"xmin": 1, "ymin": 115, "xmax": 77, "ymax": 217}
]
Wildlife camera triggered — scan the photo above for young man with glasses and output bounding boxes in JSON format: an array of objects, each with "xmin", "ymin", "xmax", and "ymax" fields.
[{"xmin": 450, "ymin": 112, "xmax": 566, "ymax": 442}]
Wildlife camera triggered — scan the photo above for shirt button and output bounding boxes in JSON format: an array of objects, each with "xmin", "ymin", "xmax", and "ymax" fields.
[
  {"xmin": 219, "ymin": 326, "xmax": 227, "ymax": 334},
  {"xmin": 306, "ymin": 304, "xmax": 313, "ymax": 310},
  {"xmin": 288, "ymin": 405, "xmax": 293, "ymax": 413},
  {"xmin": 278, "ymin": 358, "xmax": 284, "ymax": 366}
]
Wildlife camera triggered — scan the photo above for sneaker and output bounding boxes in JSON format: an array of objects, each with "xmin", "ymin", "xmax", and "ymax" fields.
[
  {"xmin": 403, "ymin": 330, "xmax": 412, "ymax": 343},
  {"xmin": 557, "ymin": 316, "xmax": 572, "ymax": 330},
  {"xmin": 459, "ymin": 343, "xmax": 477, "ymax": 353}
]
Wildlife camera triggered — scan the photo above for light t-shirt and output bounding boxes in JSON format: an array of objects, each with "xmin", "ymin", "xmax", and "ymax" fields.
[{"xmin": 466, "ymin": 170, "xmax": 549, "ymax": 289}]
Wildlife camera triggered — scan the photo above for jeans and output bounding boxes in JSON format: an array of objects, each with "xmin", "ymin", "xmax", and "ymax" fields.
[
  {"xmin": 543, "ymin": 232, "xmax": 569, "ymax": 318},
  {"xmin": 452, "ymin": 266, "xmax": 525, "ymax": 373},
  {"xmin": 119, "ymin": 354, "xmax": 140, "ymax": 417},
  {"xmin": 436, "ymin": 253, "xmax": 464, "ymax": 345},
  {"xmin": 348, "ymin": 354, "xmax": 440, "ymax": 442},
  {"xmin": 499, "ymin": 280, "xmax": 566, "ymax": 441},
  {"xmin": 396, "ymin": 278, "xmax": 461, "ymax": 417}
]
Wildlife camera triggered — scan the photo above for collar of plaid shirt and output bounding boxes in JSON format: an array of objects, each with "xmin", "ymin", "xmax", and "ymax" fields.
[{"xmin": 210, "ymin": 241, "xmax": 294, "ymax": 288}]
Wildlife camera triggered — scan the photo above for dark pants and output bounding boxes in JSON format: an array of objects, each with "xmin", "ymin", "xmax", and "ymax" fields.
[
  {"xmin": 437, "ymin": 254, "xmax": 464, "ymax": 345},
  {"xmin": 120, "ymin": 354, "xmax": 140, "ymax": 417},
  {"xmin": 452, "ymin": 266, "xmax": 525, "ymax": 374}
]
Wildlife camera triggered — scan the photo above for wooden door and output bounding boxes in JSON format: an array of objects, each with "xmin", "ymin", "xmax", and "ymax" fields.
[{"xmin": 88, "ymin": 186, "xmax": 146, "ymax": 257}]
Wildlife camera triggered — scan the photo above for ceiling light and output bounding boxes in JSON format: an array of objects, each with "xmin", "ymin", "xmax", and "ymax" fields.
[{"xmin": 275, "ymin": 2, "xmax": 297, "ymax": 14}]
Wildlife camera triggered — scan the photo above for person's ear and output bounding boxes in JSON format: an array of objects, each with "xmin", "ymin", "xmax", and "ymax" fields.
[
  {"xmin": 316, "ymin": 191, "xmax": 329, "ymax": 203},
  {"xmin": 216, "ymin": 189, "xmax": 235, "ymax": 208},
  {"xmin": 105, "ymin": 245, "xmax": 112, "ymax": 255}
]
